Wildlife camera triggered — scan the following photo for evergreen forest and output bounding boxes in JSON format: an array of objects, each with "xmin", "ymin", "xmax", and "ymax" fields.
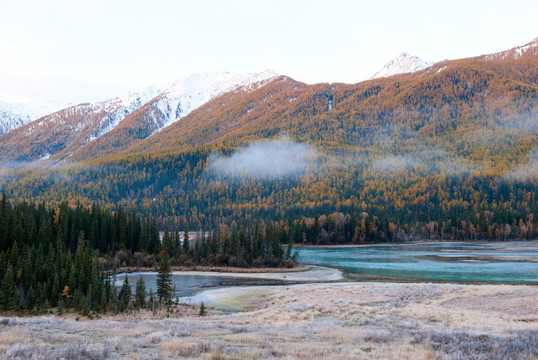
[{"xmin": 0, "ymin": 194, "xmax": 293, "ymax": 314}]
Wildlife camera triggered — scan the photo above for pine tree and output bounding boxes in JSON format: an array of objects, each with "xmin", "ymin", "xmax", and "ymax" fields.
[
  {"xmin": 285, "ymin": 238, "xmax": 293, "ymax": 260},
  {"xmin": 182, "ymin": 221, "xmax": 190, "ymax": 255},
  {"xmin": 0, "ymin": 264, "xmax": 16, "ymax": 310},
  {"xmin": 173, "ymin": 230, "xmax": 181, "ymax": 258},
  {"xmin": 156, "ymin": 233, "xmax": 172, "ymax": 304},
  {"xmin": 14, "ymin": 286, "xmax": 23, "ymax": 312},
  {"xmin": 0, "ymin": 194, "xmax": 6, "ymax": 250},
  {"xmin": 148, "ymin": 289, "xmax": 157, "ymax": 315},
  {"xmin": 163, "ymin": 225, "xmax": 171, "ymax": 257},
  {"xmin": 118, "ymin": 275, "xmax": 131, "ymax": 312},
  {"xmin": 135, "ymin": 276, "xmax": 146, "ymax": 309},
  {"xmin": 58, "ymin": 297, "xmax": 64, "ymax": 315}
]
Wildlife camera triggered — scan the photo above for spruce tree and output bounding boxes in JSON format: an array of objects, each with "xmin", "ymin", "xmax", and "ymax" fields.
[
  {"xmin": 148, "ymin": 289, "xmax": 157, "ymax": 315},
  {"xmin": 26, "ymin": 285, "xmax": 36, "ymax": 311},
  {"xmin": 135, "ymin": 276, "xmax": 146, "ymax": 309},
  {"xmin": 285, "ymin": 238, "xmax": 293, "ymax": 260},
  {"xmin": 156, "ymin": 233, "xmax": 172, "ymax": 304},
  {"xmin": 182, "ymin": 221, "xmax": 190, "ymax": 255},
  {"xmin": 173, "ymin": 230, "xmax": 181, "ymax": 258},
  {"xmin": 58, "ymin": 297, "xmax": 64, "ymax": 315},
  {"xmin": 163, "ymin": 225, "xmax": 171, "ymax": 257},
  {"xmin": 0, "ymin": 264, "xmax": 16, "ymax": 310},
  {"xmin": 118, "ymin": 275, "xmax": 131, "ymax": 312}
]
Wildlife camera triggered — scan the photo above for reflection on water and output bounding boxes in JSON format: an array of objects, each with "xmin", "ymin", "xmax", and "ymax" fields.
[{"xmin": 297, "ymin": 241, "xmax": 538, "ymax": 283}]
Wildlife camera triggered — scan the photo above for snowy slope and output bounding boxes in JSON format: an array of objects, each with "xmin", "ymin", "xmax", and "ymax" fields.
[
  {"xmin": 141, "ymin": 70, "xmax": 278, "ymax": 132},
  {"xmin": 68, "ymin": 70, "xmax": 279, "ymax": 160},
  {"xmin": 85, "ymin": 86, "xmax": 163, "ymax": 142},
  {"xmin": 371, "ymin": 53, "xmax": 433, "ymax": 79},
  {"xmin": 0, "ymin": 100, "xmax": 68, "ymax": 135},
  {"xmin": 0, "ymin": 70, "xmax": 278, "ymax": 164},
  {"xmin": 83, "ymin": 70, "xmax": 278, "ymax": 144}
]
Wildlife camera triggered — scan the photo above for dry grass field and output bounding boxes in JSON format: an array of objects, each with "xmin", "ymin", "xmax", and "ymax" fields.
[{"xmin": 0, "ymin": 282, "xmax": 537, "ymax": 359}]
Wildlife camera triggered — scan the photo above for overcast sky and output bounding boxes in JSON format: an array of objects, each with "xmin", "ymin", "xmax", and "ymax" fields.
[{"xmin": 0, "ymin": 0, "xmax": 536, "ymax": 104}]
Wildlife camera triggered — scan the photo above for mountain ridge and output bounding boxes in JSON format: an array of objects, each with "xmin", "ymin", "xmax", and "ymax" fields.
[
  {"xmin": 1, "ymin": 37, "xmax": 537, "ymax": 167},
  {"xmin": 0, "ymin": 70, "xmax": 278, "ymax": 165}
]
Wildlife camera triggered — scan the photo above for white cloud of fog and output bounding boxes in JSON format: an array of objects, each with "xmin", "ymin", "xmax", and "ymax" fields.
[
  {"xmin": 207, "ymin": 136, "xmax": 318, "ymax": 180},
  {"xmin": 503, "ymin": 147, "xmax": 538, "ymax": 181},
  {"xmin": 373, "ymin": 155, "xmax": 418, "ymax": 172},
  {"xmin": 372, "ymin": 147, "xmax": 479, "ymax": 175}
]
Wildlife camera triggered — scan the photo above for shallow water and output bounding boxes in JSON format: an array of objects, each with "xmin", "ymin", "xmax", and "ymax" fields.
[
  {"xmin": 296, "ymin": 241, "xmax": 538, "ymax": 283},
  {"xmin": 115, "ymin": 273, "xmax": 287, "ymax": 298},
  {"xmin": 115, "ymin": 242, "xmax": 537, "ymax": 299}
]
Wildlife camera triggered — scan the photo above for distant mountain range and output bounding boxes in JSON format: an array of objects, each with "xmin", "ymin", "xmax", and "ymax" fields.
[
  {"xmin": 0, "ymin": 71, "xmax": 276, "ymax": 165},
  {"xmin": 122, "ymin": 37, "xmax": 537, "ymax": 167},
  {"xmin": 0, "ymin": 38, "xmax": 537, "ymax": 168},
  {"xmin": 0, "ymin": 51, "xmax": 434, "ymax": 143},
  {"xmin": 0, "ymin": 37, "xmax": 536, "ymax": 234},
  {"xmin": 0, "ymin": 51, "xmax": 433, "ymax": 138}
]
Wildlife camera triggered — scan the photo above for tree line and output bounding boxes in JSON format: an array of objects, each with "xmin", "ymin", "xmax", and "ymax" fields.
[
  {"xmin": 3, "ymin": 147, "xmax": 536, "ymax": 242},
  {"xmin": 0, "ymin": 194, "xmax": 292, "ymax": 315}
]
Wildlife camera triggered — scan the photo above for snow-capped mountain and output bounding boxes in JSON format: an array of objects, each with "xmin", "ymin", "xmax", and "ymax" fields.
[
  {"xmin": 371, "ymin": 53, "xmax": 433, "ymax": 79},
  {"xmin": 81, "ymin": 70, "xmax": 279, "ymax": 144},
  {"xmin": 0, "ymin": 70, "xmax": 278, "ymax": 165},
  {"xmin": 130, "ymin": 70, "xmax": 278, "ymax": 134},
  {"xmin": 0, "ymin": 100, "xmax": 68, "ymax": 135},
  {"xmin": 70, "ymin": 70, "xmax": 279, "ymax": 160}
]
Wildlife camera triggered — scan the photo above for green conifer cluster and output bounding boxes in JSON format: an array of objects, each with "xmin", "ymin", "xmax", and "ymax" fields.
[{"xmin": 0, "ymin": 194, "xmax": 292, "ymax": 314}]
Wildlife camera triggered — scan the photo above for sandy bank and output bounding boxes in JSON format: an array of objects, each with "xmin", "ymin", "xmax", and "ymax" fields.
[{"xmin": 116, "ymin": 265, "xmax": 343, "ymax": 283}]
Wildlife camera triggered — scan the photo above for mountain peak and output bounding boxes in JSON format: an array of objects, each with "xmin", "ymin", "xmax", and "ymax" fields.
[{"xmin": 371, "ymin": 53, "xmax": 433, "ymax": 79}]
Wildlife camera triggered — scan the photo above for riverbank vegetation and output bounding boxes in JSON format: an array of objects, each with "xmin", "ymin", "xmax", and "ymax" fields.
[
  {"xmin": 0, "ymin": 194, "xmax": 293, "ymax": 315},
  {"xmin": 0, "ymin": 189, "xmax": 535, "ymax": 315}
]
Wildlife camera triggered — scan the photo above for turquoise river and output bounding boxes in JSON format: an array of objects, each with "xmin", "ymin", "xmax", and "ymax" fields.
[{"xmin": 296, "ymin": 241, "xmax": 538, "ymax": 283}]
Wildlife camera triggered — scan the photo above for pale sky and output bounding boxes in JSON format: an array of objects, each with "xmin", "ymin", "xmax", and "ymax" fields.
[{"xmin": 0, "ymin": 0, "xmax": 536, "ymax": 104}]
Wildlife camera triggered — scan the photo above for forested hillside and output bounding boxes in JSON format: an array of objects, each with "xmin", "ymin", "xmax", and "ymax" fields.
[{"xmin": 0, "ymin": 40, "xmax": 537, "ymax": 243}]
